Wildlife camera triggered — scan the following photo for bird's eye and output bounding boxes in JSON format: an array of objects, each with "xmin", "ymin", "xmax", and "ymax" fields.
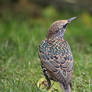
[
  {"xmin": 63, "ymin": 24, "xmax": 68, "ymax": 28},
  {"xmin": 55, "ymin": 30, "xmax": 59, "ymax": 33}
]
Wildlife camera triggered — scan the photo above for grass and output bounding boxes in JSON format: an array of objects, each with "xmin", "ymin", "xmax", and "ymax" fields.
[{"xmin": 0, "ymin": 12, "xmax": 92, "ymax": 92}]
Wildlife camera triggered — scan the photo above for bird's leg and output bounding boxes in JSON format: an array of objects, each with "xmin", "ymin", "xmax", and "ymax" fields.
[
  {"xmin": 41, "ymin": 64, "xmax": 51, "ymax": 89},
  {"xmin": 39, "ymin": 76, "xmax": 51, "ymax": 89},
  {"xmin": 45, "ymin": 77, "xmax": 51, "ymax": 89},
  {"xmin": 70, "ymin": 82, "xmax": 72, "ymax": 89}
]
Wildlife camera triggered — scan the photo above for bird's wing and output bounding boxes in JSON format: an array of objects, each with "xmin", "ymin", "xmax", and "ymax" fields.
[{"xmin": 39, "ymin": 40, "xmax": 73, "ymax": 83}]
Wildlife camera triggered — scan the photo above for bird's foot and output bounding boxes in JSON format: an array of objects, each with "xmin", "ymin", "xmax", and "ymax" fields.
[{"xmin": 39, "ymin": 80, "xmax": 51, "ymax": 89}]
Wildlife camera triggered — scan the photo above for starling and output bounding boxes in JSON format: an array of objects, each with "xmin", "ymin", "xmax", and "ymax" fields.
[{"xmin": 38, "ymin": 17, "xmax": 76, "ymax": 92}]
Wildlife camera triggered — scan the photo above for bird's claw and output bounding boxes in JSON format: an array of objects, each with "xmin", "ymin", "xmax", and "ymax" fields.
[{"xmin": 39, "ymin": 80, "xmax": 50, "ymax": 89}]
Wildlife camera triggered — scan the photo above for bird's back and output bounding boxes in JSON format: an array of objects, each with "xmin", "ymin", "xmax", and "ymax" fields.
[{"xmin": 39, "ymin": 38, "xmax": 73, "ymax": 88}]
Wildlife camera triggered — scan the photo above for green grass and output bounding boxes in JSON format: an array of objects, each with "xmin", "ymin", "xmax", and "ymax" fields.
[{"xmin": 0, "ymin": 12, "xmax": 92, "ymax": 92}]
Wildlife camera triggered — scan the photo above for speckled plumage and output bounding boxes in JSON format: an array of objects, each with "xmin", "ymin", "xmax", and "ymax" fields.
[{"xmin": 38, "ymin": 17, "xmax": 76, "ymax": 92}]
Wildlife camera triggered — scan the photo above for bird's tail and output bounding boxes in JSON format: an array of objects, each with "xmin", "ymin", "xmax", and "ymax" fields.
[{"xmin": 59, "ymin": 83, "xmax": 71, "ymax": 92}]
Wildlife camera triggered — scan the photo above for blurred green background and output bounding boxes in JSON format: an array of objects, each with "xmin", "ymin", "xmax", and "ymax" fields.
[{"xmin": 0, "ymin": 0, "xmax": 92, "ymax": 92}]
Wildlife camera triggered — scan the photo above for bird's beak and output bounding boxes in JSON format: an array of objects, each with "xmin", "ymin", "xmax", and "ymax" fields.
[{"xmin": 68, "ymin": 17, "xmax": 77, "ymax": 23}]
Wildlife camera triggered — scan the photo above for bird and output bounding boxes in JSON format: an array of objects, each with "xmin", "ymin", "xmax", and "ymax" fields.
[{"xmin": 38, "ymin": 17, "xmax": 76, "ymax": 92}]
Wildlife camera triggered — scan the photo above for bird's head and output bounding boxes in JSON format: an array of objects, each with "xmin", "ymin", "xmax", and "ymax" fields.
[{"xmin": 46, "ymin": 17, "xmax": 77, "ymax": 40}]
